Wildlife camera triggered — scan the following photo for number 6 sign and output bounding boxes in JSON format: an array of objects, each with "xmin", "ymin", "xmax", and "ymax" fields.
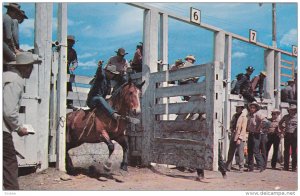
[
  {"xmin": 249, "ymin": 29, "xmax": 257, "ymax": 43},
  {"xmin": 190, "ymin": 7, "xmax": 201, "ymax": 24}
]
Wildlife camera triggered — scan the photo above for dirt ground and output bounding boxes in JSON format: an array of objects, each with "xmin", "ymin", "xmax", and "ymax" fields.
[{"xmin": 18, "ymin": 163, "xmax": 298, "ymax": 191}]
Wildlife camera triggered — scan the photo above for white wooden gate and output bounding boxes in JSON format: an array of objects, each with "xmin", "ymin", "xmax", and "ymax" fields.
[{"xmin": 141, "ymin": 62, "xmax": 223, "ymax": 170}]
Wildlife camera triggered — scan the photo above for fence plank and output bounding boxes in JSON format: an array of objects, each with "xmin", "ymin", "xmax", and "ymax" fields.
[
  {"xmin": 155, "ymin": 120, "xmax": 206, "ymax": 132},
  {"xmin": 151, "ymin": 64, "xmax": 208, "ymax": 83},
  {"xmin": 155, "ymin": 82, "xmax": 205, "ymax": 98},
  {"xmin": 67, "ymin": 74, "xmax": 92, "ymax": 84},
  {"xmin": 153, "ymin": 100, "xmax": 206, "ymax": 115},
  {"xmin": 67, "ymin": 91, "xmax": 87, "ymax": 101}
]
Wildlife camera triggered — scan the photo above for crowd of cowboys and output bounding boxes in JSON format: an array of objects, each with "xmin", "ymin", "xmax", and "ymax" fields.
[{"xmin": 2, "ymin": 2, "xmax": 297, "ymax": 190}]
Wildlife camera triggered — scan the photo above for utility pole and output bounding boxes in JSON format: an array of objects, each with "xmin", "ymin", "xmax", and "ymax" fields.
[{"xmin": 272, "ymin": 3, "xmax": 277, "ymax": 47}]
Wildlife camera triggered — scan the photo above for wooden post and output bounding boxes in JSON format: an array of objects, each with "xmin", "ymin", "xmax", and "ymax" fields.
[
  {"xmin": 210, "ymin": 31, "xmax": 225, "ymax": 171},
  {"xmin": 34, "ymin": 3, "xmax": 53, "ymax": 171},
  {"xmin": 274, "ymin": 52, "xmax": 281, "ymax": 108},
  {"xmin": 159, "ymin": 13, "xmax": 168, "ymax": 71},
  {"xmin": 223, "ymin": 34, "xmax": 232, "ymax": 161},
  {"xmin": 264, "ymin": 49, "xmax": 275, "ymax": 100},
  {"xmin": 141, "ymin": 8, "xmax": 159, "ymax": 166},
  {"xmin": 56, "ymin": 3, "xmax": 67, "ymax": 171}
]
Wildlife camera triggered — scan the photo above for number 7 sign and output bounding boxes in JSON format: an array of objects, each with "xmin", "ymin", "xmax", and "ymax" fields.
[
  {"xmin": 249, "ymin": 29, "xmax": 257, "ymax": 43},
  {"xmin": 292, "ymin": 45, "xmax": 298, "ymax": 56},
  {"xmin": 190, "ymin": 7, "xmax": 201, "ymax": 24}
]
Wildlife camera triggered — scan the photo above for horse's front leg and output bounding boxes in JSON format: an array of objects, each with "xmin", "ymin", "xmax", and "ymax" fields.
[
  {"xmin": 115, "ymin": 135, "xmax": 129, "ymax": 171},
  {"xmin": 101, "ymin": 130, "xmax": 115, "ymax": 157}
]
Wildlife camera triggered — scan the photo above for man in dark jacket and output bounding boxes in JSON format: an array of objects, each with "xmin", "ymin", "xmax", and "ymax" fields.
[
  {"xmin": 232, "ymin": 66, "xmax": 256, "ymax": 103},
  {"xmin": 67, "ymin": 35, "xmax": 78, "ymax": 109}
]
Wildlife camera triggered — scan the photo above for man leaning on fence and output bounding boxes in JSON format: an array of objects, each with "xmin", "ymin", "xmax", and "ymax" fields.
[
  {"xmin": 3, "ymin": 52, "xmax": 41, "ymax": 190},
  {"xmin": 225, "ymin": 102, "xmax": 247, "ymax": 172}
]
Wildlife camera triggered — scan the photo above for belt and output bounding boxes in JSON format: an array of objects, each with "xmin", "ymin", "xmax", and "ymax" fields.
[{"xmin": 249, "ymin": 132, "xmax": 261, "ymax": 135}]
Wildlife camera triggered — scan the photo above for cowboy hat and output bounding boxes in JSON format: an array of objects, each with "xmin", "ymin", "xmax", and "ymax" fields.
[
  {"xmin": 4, "ymin": 3, "xmax": 21, "ymax": 10},
  {"xmin": 105, "ymin": 64, "xmax": 120, "ymax": 75},
  {"xmin": 236, "ymin": 102, "xmax": 245, "ymax": 108},
  {"xmin": 185, "ymin": 55, "xmax": 196, "ymax": 62},
  {"xmin": 115, "ymin": 48, "xmax": 128, "ymax": 56},
  {"xmin": 248, "ymin": 101, "xmax": 260, "ymax": 109},
  {"xmin": 246, "ymin": 66, "xmax": 255, "ymax": 72},
  {"xmin": 5, "ymin": 52, "xmax": 41, "ymax": 66},
  {"xmin": 260, "ymin": 71, "xmax": 267, "ymax": 77},
  {"xmin": 67, "ymin": 35, "xmax": 76, "ymax": 42},
  {"xmin": 271, "ymin": 108, "xmax": 281, "ymax": 114},
  {"xmin": 288, "ymin": 104, "xmax": 297, "ymax": 111},
  {"xmin": 287, "ymin": 79, "xmax": 295, "ymax": 84}
]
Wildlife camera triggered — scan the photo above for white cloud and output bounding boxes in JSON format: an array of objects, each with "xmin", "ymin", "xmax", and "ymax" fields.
[
  {"xmin": 280, "ymin": 29, "xmax": 297, "ymax": 46},
  {"xmin": 19, "ymin": 18, "xmax": 34, "ymax": 37},
  {"xmin": 78, "ymin": 59, "xmax": 97, "ymax": 67},
  {"xmin": 19, "ymin": 44, "xmax": 34, "ymax": 51},
  {"xmin": 78, "ymin": 52, "xmax": 98, "ymax": 59},
  {"xmin": 232, "ymin": 52, "xmax": 247, "ymax": 58}
]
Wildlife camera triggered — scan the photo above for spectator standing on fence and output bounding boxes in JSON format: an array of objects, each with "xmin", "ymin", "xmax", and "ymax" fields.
[
  {"xmin": 131, "ymin": 42, "xmax": 143, "ymax": 73},
  {"xmin": 67, "ymin": 35, "xmax": 78, "ymax": 109},
  {"xmin": 281, "ymin": 80, "xmax": 297, "ymax": 105},
  {"xmin": 261, "ymin": 109, "xmax": 282, "ymax": 169},
  {"xmin": 225, "ymin": 102, "xmax": 247, "ymax": 172},
  {"xmin": 105, "ymin": 48, "xmax": 130, "ymax": 92},
  {"xmin": 279, "ymin": 104, "xmax": 297, "ymax": 172},
  {"xmin": 250, "ymin": 71, "xmax": 267, "ymax": 100},
  {"xmin": 12, "ymin": 9, "xmax": 28, "ymax": 52},
  {"xmin": 3, "ymin": 3, "xmax": 22, "ymax": 64},
  {"xmin": 246, "ymin": 101, "xmax": 266, "ymax": 172},
  {"xmin": 231, "ymin": 66, "xmax": 256, "ymax": 103},
  {"xmin": 3, "ymin": 52, "xmax": 40, "ymax": 190}
]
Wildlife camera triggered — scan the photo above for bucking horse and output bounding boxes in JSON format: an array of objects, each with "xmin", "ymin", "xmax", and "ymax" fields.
[{"xmin": 66, "ymin": 78, "xmax": 145, "ymax": 173}]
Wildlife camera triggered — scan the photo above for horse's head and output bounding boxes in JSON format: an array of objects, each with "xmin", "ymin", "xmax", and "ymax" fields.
[{"xmin": 112, "ymin": 79, "xmax": 145, "ymax": 116}]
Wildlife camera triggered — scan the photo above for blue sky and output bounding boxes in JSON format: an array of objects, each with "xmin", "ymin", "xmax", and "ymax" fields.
[{"xmin": 2, "ymin": 2, "xmax": 298, "ymax": 82}]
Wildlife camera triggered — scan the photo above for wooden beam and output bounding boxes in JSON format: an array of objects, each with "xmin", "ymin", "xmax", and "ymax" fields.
[
  {"xmin": 155, "ymin": 120, "xmax": 206, "ymax": 132},
  {"xmin": 153, "ymin": 100, "xmax": 206, "ymax": 115},
  {"xmin": 127, "ymin": 3, "xmax": 294, "ymax": 57},
  {"xmin": 67, "ymin": 91, "xmax": 87, "ymax": 101},
  {"xmin": 264, "ymin": 49, "xmax": 275, "ymax": 100},
  {"xmin": 34, "ymin": 3, "xmax": 53, "ymax": 171},
  {"xmin": 151, "ymin": 63, "xmax": 208, "ymax": 83},
  {"xmin": 56, "ymin": 3, "xmax": 67, "ymax": 172},
  {"xmin": 281, "ymin": 73, "xmax": 293, "ymax": 78},
  {"xmin": 280, "ymin": 65, "xmax": 293, "ymax": 70},
  {"xmin": 155, "ymin": 82, "xmax": 205, "ymax": 98},
  {"xmin": 281, "ymin": 59, "xmax": 294, "ymax": 65},
  {"xmin": 274, "ymin": 52, "xmax": 281, "ymax": 109},
  {"xmin": 67, "ymin": 74, "xmax": 92, "ymax": 84}
]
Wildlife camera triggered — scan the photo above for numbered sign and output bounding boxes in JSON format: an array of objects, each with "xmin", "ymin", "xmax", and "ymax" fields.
[
  {"xmin": 292, "ymin": 45, "xmax": 298, "ymax": 56},
  {"xmin": 249, "ymin": 29, "xmax": 257, "ymax": 43},
  {"xmin": 190, "ymin": 7, "xmax": 201, "ymax": 24}
]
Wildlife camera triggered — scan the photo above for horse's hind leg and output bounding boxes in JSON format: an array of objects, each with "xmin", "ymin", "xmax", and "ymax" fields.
[
  {"xmin": 115, "ymin": 135, "xmax": 129, "ymax": 171},
  {"xmin": 101, "ymin": 131, "xmax": 114, "ymax": 157}
]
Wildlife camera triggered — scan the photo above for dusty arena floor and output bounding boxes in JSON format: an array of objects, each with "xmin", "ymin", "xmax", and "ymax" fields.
[{"xmin": 18, "ymin": 164, "xmax": 298, "ymax": 191}]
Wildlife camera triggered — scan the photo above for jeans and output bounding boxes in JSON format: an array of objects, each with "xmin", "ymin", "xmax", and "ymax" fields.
[
  {"xmin": 247, "ymin": 133, "xmax": 264, "ymax": 170},
  {"xmin": 266, "ymin": 133, "xmax": 280, "ymax": 168},
  {"xmin": 3, "ymin": 132, "xmax": 19, "ymax": 190},
  {"xmin": 226, "ymin": 138, "xmax": 245, "ymax": 169},
  {"xmin": 284, "ymin": 133, "xmax": 297, "ymax": 170},
  {"xmin": 260, "ymin": 133, "xmax": 268, "ymax": 168},
  {"xmin": 88, "ymin": 96, "xmax": 115, "ymax": 116}
]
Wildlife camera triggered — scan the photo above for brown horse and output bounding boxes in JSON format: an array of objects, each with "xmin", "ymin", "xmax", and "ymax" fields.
[{"xmin": 66, "ymin": 79, "xmax": 144, "ymax": 173}]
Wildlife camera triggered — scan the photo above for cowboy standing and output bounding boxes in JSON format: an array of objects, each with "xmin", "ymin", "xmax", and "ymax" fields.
[
  {"xmin": 3, "ymin": 52, "xmax": 40, "ymax": 190},
  {"xmin": 87, "ymin": 64, "xmax": 124, "ymax": 121},
  {"xmin": 3, "ymin": 3, "xmax": 22, "ymax": 63},
  {"xmin": 225, "ymin": 102, "xmax": 247, "ymax": 171},
  {"xmin": 262, "ymin": 109, "xmax": 282, "ymax": 169},
  {"xmin": 251, "ymin": 71, "xmax": 267, "ymax": 99},
  {"xmin": 246, "ymin": 101, "xmax": 266, "ymax": 172},
  {"xmin": 67, "ymin": 35, "xmax": 78, "ymax": 109},
  {"xmin": 131, "ymin": 42, "xmax": 143, "ymax": 73},
  {"xmin": 279, "ymin": 104, "xmax": 297, "ymax": 171},
  {"xmin": 232, "ymin": 66, "xmax": 256, "ymax": 103}
]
